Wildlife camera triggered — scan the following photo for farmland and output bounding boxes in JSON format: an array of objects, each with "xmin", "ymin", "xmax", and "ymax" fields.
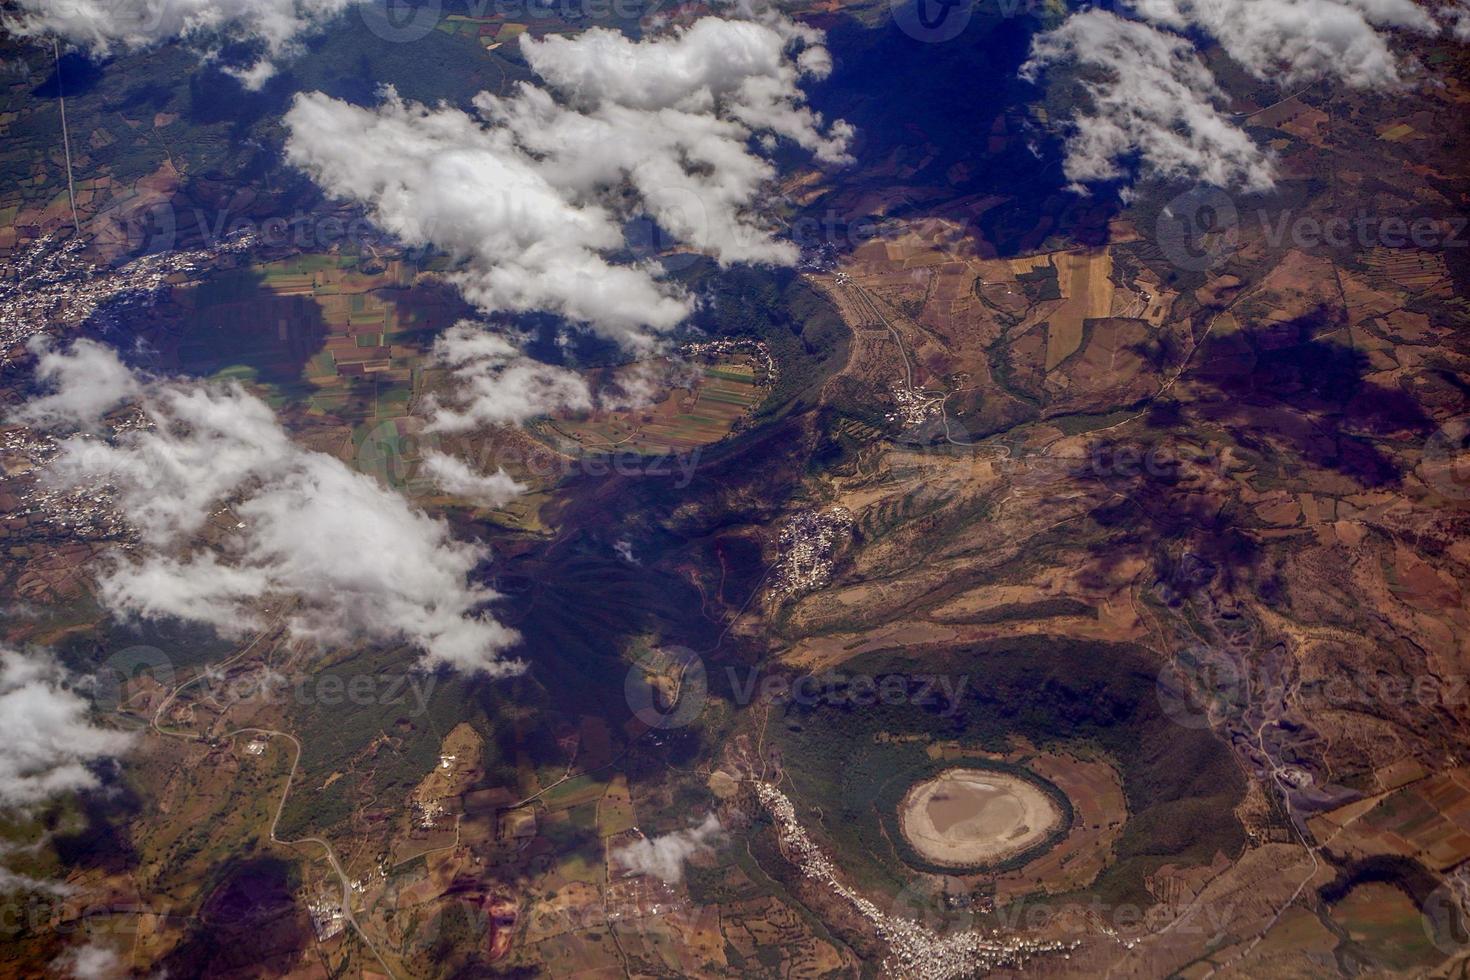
[{"xmin": 543, "ymin": 352, "xmax": 771, "ymax": 456}]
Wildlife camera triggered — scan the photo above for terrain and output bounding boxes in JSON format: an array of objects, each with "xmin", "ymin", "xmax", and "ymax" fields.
[{"xmin": 0, "ymin": 1, "xmax": 1468, "ymax": 979}]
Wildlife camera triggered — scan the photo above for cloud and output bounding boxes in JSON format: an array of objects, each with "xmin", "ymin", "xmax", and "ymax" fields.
[
  {"xmin": 422, "ymin": 323, "xmax": 593, "ymax": 433},
  {"xmin": 612, "ymin": 813, "xmax": 723, "ymax": 883},
  {"xmin": 24, "ymin": 342, "xmax": 521, "ymax": 676},
  {"xmin": 1446, "ymin": 1, "xmax": 1470, "ymax": 40},
  {"xmin": 1027, "ymin": 0, "xmax": 1465, "ymax": 192},
  {"xmin": 2, "ymin": 0, "xmax": 365, "ymax": 89},
  {"xmin": 0, "ymin": 647, "xmax": 132, "ymax": 811},
  {"xmin": 1023, "ymin": 11, "xmax": 1276, "ymax": 191},
  {"xmin": 1130, "ymin": 0, "xmax": 1435, "ymax": 89},
  {"xmin": 597, "ymin": 354, "xmax": 703, "ymax": 412},
  {"xmin": 12, "ymin": 338, "xmax": 143, "ymax": 431},
  {"xmin": 284, "ymin": 88, "xmax": 688, "ymax": 350},
  {"xmin": 284, "ymin": 14, "xmax": 849, "ymax": 350},
  {"xmin": 422, "ymin": 453, "xmax": 526, "ymax": 509},
  {"xmin": 0, "ymin": 866, "xmax": 73, "ymax": 895},
  {"xmin": 52, "ymin": 942, "xmax": 125, "ymax": 980},
  {"xmin": 519, "ymin": 17, "xmax": 852, "ymax": 164}
]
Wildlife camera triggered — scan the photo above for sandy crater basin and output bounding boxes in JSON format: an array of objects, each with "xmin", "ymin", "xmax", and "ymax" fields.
[{"xmin": 898, "ymin": 767, "xmax": 1063, "ymax": 867}]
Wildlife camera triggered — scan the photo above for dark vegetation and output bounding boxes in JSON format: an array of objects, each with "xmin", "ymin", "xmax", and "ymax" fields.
[{"xmin": 774, "ymin": 636, "xmax": 1248, "ymax": 908}]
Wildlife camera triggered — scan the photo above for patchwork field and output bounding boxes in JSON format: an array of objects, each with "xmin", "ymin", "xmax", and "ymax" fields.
[
  {"xmin": 1312, "ymin": 767, "xmax": 1470, "ymax": 871},
  {"xmin": 1039, "ymin": 249, "xmax": 1115, "ymax": 370},
  {"xmin": 546, "ymin": 357, "xmax": 768, "ymax": 455}
]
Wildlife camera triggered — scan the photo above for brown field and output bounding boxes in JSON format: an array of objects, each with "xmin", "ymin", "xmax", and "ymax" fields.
[
  {"xmin": 547, "ymin": 357, "xmax": 765, "ymax": 455},
  {"xmin": 1312, "ymin": 766, "xmax": 1470, "ymax": 871},
  {"xmin": 992, "ymin": 748, "xmax": 1128, "ymax": 900},
  {"xmin": 596, "ymin": 775, "xmax": 637, "ymax": 838},
  {"xmin": 410, "ymin": 722, "xmax": 482, "ymax": 807},
  {"xmin": 1044, "ymin": 249, "xmax": 1116, "ymax": 370},
  {"xmin": 174, "ymin": 255, "xmax": 452, "ymax": 397},
  {"xmin": 1329, "ymin": 882, "xmax": 1441, "ymax": 971}
]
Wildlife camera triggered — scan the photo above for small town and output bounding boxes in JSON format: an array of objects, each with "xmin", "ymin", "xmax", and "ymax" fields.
[
  {"xmin": 769, "ymin": 507, "xmax": 854, "ymax": 601},
  {"xmin": 754, "ymin": 782, "xmax": 1075, "ymax": 980}
]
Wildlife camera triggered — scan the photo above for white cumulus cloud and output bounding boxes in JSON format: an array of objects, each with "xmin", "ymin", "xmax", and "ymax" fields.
[
  {"xmin": 1024, "ymin": 11, "xmax": 1276, "ymax": 191},
  {"xmin": 21, "ymin": 341, "xmax": 521, "ymax": 676},
  {"xmin": 284, "ymin": 14, "xmax": 850, "ymax": 350},
  {"xmin": 1130, "ymin": 0, "xmax": 1435, "ymax": 89},
  {"xmin": 612, "ymin": 813, "xmax": 723, "ymax": 883},
  {"xmin": 0, "ymin": 647, "xmax": 132, "ymax": 811},
  {"xmin": 422, "ymin": 323, "xmax": 593, "ymax": 433},
  {"xmin": 1027, "ymin": 0, "xmax": 1464, "ymax": 192},
  {"xmin": 52, "ymin": 941, "xmax": 125, "ymax": 980},
  {"xmin": 2, "ymin": 0, "xmax": 367, "ymax": 89},
  {"xmin": 421, "ymin": 452, "xmax": 526, "ymax": 509},
  {"xmin": 12, "ymin": 336, "xmax": 142, "ymax": 431}
]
